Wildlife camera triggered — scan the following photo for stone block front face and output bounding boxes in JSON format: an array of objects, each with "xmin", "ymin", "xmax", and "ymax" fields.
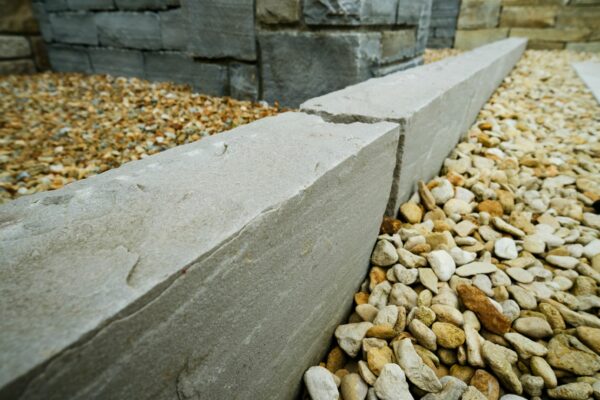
[
  {"xmin": 28, "ymin": 0, "xmax": 429, "ymax": 103},
  {"xmin": 259, "ymin": 31, "xmax": 381, "ymax": 106},
  {"xmin": 184, "ymin": 0, "xmax": 257, "ymax": 61}
]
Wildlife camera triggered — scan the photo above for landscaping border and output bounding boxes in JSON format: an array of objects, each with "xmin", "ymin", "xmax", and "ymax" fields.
[{"xmin": 0, "ymin": 38, "xmax": 526, "ymax": 399}]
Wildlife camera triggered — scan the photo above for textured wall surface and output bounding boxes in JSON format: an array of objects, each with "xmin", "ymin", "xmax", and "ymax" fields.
[
  {"xmin": 455, "ymin": 0, "xmax": 600, "ymax": 51},
  {"xmin": 30, "ymin": 0, "xmax": 433, "ymax": 106},
  {"xmin": 0, "ymin": 0, "xmax": 49, "ymax": 75},
  {"xmin": 427, "ymin": 0, "xmax": 461, "ymax": 48}
]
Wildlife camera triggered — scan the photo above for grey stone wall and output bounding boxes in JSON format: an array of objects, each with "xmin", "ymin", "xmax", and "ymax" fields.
[
  {"xmin": 0, "ymin": 0, "xmax": 49, "ymax": 75},
  {"xmin": 427, "ymin": 0, "xmax": 461, "ymax": 48},
  {"xmin": 31, "ymin": 0, "xmax": 432, "ymax": 106}
]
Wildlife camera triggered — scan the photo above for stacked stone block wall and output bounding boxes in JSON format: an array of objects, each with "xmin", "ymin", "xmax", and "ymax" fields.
[
  {"xmin": 0, "ymin": 0, "xmax": 49, "ymax": 75},
  {"xmin": 30, "ymin": 0, "xmax": 432, "ymax": 106},
  {"xmin": 427, "ymin": 0, "xmax": 461, "ymax": 48},
  {"xmin": 454, "ymin": 0, "xmax": 600, "ymax": 51}
]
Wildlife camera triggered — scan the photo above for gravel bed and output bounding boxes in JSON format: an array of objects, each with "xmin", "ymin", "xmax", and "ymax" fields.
[
  {"xmin": 304, "ymin": 50, "xmax": 600, "ymax": 400},
  {"xmin": 424, "ymin": 48, "xmax": 463, "ymax": 64},
  {"xmin": 0, "ymin": 73, "xmax": 284, "ymax": 204}
]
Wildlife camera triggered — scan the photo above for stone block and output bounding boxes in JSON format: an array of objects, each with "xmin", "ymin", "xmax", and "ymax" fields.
[
  {"xmin": 302, "ymin": 38, "xmax": 527, "ymax": 215},
  {"xmin": 259, "ymin": 31, "xmax": 381, "ymax": 107},
  {"xmin": 415, "ymin": 0, "xmax": 433, "ymax": 53},
  {"xmin": 556, "ymin": 7, "xmax": 600, "ymax": 39},
  {"xmin": 567, "ymin": 41, "xmax": 600, "ymax": 52},
  {"xmin": 44, "ymin": 0, "xmax": 70, "ymax": 11},
  {"xmin": 568, "ymin": 0, "xmax": 600, "ymax": 4},
  {"xmin": 30, "ymin": 36, "xmax": 50, "ymax": 70},
  {"xmin": 510, "ymin": 27, "xmax": 591, "ymax": 41},
  {"xmin": 67, "ymin": 0, "xmax": 115, "ymax": 10},
  {"xmin": 429, "ymin": 16, "xmax": 458, "ymax": 28},
  {"xmin": 454, "ymin": 28, "xmax": 509, "ymax": 50},
  {"xmin": 397, "ymin": 0, "xmax": 429, "ymax": 25},
  {"xmin": 0, "ymin": 59, "xmax": 35, "ymax": 75},
  {"xmin": 144, "ymin": 52, "xmax": 228, "ymax": 96},
  {"xmin": 229, "ymin": 63, "xmax": 259, "ymax": 101},
  {"xmin": 527, "ymin": 40, "xmax": 565, "ymax": 49},
  {"xmin": 304, "ymin": 0, "xmax": 398, "ymax": 25},
  {"xmin": 432, "ymin": 0, "xmax": 461, "ymax": 12},
  {"xmin": 0, "ymin": 35, "xmax": 30, "ymax": 59},
  {"xmin": 47, "ymin": 44, "xmax": 92, "ymax": 73},
  {"xmin": 115, "ymin": 0, "xmax": 173, "ymax": 10},
  {"xmin": 457, "ymin": 0, "xmax": 501, "ymax": 29},
  {"xmin": 381, "ymin": 29, "xmax": 416, "ymax": 62},
  {"xmin": 257, "ymin": 0, "xmax": 301, "ymax": 24},
  {"xmin": 183, "ymin": 0, "xmax": 256, "ymax": 61},
  {"xmin": 502, "ymin": 0, "xmax": 567, "ymax": 4},
  {"xmin": 30, "ymin": 3, "xmax": 53, "ymax": 42},
  {"xmin": 96, "ymin": 12, "xmax": 162, "ymax": 50},
  {"xmin": 427, "ymin": 36, "xmax": 454, "ymax": 48},
  {"xmin": 435, "ymin": 27, "xmax": 456, "ymax": 38},
  {"xmin": 572, "ymin": 61, "xmax": 600, "ymax": 103},
  {"xmin": 500, "ymin": 6, "xmax": 558, "ymax": 27},
  {"xmin": 0, "ymin": 112, "xmax": 399, "ymax": 400},
  {"xmin": 374, "ymin": 55, "xmax": 423, "ymax": 76},
  {"xmin": 160, "ymin": 8, "xmax": 186, "ymax": 50},
  {"xmin": 49, "ymin": 12, "xmax": 98, "ymax": 45},
  {"xmin": 0, "ymin": 0, "xmax": 39, "ymax": 33},
  {"xmin": 89, "ymin": 47, "xmax": 144, "ymax": 77}
]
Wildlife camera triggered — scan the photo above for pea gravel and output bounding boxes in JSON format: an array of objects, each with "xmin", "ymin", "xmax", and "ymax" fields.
[{"xmin": 0, "ymin": 73, "xmax": 284, "ymax": 203}]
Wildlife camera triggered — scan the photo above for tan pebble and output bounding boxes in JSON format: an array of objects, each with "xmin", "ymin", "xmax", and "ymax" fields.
[
  {"xmin": 326, "ymin": 346, "xmax": 346, "ymax": 373},
  {"xmin": 367, "ymin": 346, "xmax": 394, "ymax": 376},
  {"xmin": 369, "ymin": 267, "xmax": 387, "ymax": 290},
  {"xmin": 450, "ymin": 364, "xmax": 475, "ymax": 383},
  {"xmin": 477, "ymin": 200, "xmax": 504, "ymax": 217},
  {"xmin": 432, "ymin": 322, "xmax": 466, "ymax": 349},
  {"xmin": 354, "ymin": 292, "xmax": 369, "ymax": 305},
  {"xmin": 400, "ymin": 202, "xmax": 423, "ymax": 224},
  {"xmin": 538, "ymin": 302, "xmax": 566, "ymax": 331},
  {"xmin": 366, "ymin": 325, "xmax": 396, "ymax": 340},
  {"xmin": 470, "ymin": 369, "xmax": 500, "ymax": 400}
]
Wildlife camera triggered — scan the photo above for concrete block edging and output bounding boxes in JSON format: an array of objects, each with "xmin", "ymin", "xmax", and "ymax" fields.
[{"xmin": 0, "ymin": 38, "xmax": 526, "ymax": 400}]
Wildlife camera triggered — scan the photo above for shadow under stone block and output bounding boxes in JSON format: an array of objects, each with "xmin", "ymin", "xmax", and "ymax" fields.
[
  {"xmin": 47, "ymin": 45, "xmax": 92, "ymax": 73},
  {"xmin": 144, "ymin": 52, "xmax": 227, "ymax": 96},
  {"xmin": 89, "ymin": 47, "xmax": 144, "ymax": 77}
]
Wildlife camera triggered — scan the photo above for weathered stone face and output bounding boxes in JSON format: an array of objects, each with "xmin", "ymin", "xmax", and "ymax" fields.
[
  {"xmin": 0, "ymin": 0, "xmax": 39, "ymax": 33},
  {"xmin": 304, "ymin": 0, "xmax": 399, "ymax": 26},
  {"xmin": 257, "ymin": 0, "xmax": 301, "ymax": 24},
  {"xmin": 183, "ymin": 0, "xmax": 257, "ymax": 61},
  {"xmin": 259, "ymin": 31, "xmax": 381, "ymax": 106}
]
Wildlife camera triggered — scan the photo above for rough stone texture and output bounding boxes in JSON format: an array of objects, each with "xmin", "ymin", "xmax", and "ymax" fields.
[
  {"xmin": 67, "ymin": 0, "xmax": 115, "ymax": 10},
  {"xmin": 144, "ymin": 52, "xmax": 228, "ymax": 96},
  {"xmin": 0, "ymin": 35, "xmax": 30, "ymax": 58},
  {"xmin": 160, "ymin": 8, "xmax": 186, "ymax": 51},
  {"xmin": 260, "ymin": 31, "xmax": 381, "ymax": 107},
  {"xmin": 0, "ymin": 59, "xmax": 35, "ymax": 74},
  {"xmin": 183, "ymin": 0, "xmax": 256, "ymax": 61},
  {"xmin": 0, "ymin": 0, "xmax": 39, "ymax": 33},
  {"xmin": 257, "ymin": 0, "xmax": 300, "ymax": 24},
  {"xmin": 47, "ymin": 44, "xmax": 92, "ymax": 73},
  {"xmin": 229, "ymin": 63, "xmax": 259, "ymax": 101},
  {"xmin": 458, "ymin": 0, "xmax": 502, "ymax": 29},
  {"xmin": 115, "ymin": 0, "xmax": 176, "ymax": 10},
  {"xmin": 89, "ymin": 47, "xmax": 144, "ymax": 77},
  {"xmin": 96, "ymin": 12, "xmax": 162, "ymax": 50},
  {"xmin": 0, "ymin": 113, "xmax": 400, "ymax": 399},
  {"xmin": 304, "ymin": 0, "xmax": 399, "ymax": 26},
  {"xmin": 455, "ymin": 29, "xmax": 509, "ymax": 50},
  {"xmin": 381, "ymin": 30, "xmax": 417, "ymax": 62},
  {"xmin": 572, "ymin": 61, "xmax": 600, "ymax": 104},
  {"xmin": 500, "ymin": 6, "xmax": 558, "ymax": 28},
  {"xmin": 568, "ymin": 41, "xmax": 600, "ymax": 52},
  {"xmin": 302, "ymin": 38, "xmax": 527, "ymax": 215},
  {"xmin": 49, "ymin": 12, "xmax": 98, "ymax": 45}
]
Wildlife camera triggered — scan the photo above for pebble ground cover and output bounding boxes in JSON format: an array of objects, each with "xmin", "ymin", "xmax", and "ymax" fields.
[
  {"xmin": 304, "ymin": 50, "xmax": 600, "ymax": 400},
  {"xmin": 0, "ymin": 73, "xmax": 283, "ymax": 204}
]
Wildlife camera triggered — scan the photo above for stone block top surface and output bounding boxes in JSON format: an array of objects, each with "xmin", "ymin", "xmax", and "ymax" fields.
[
  {"xmin": 301, "ymin": 38, "xmax": 527, "ymax": 123},
  {"xmin": 0, "ymin": 112, "xmax": 399, "ymax": 393}
]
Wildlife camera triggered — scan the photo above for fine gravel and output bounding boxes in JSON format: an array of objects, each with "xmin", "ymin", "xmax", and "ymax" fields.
[
  {"xmin": 0, "ymin": 73, "xmax": 284, "ymax": 203},
  {"xmin": 304, "ymin": 49, "xmax": 600, "ymax": 400}
]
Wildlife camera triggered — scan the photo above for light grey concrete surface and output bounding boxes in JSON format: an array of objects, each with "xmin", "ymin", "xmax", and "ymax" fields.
[
  {"xmin": 0, "ymin": 113, "xmax": 400, "ymax": 399},
  {"xmin": 573, "ymin": 61, "xmax": 600, "ymax": 104},
  {"xmin": 301, "ymin": 38, "xmax": 527, "ymax": 216}
]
